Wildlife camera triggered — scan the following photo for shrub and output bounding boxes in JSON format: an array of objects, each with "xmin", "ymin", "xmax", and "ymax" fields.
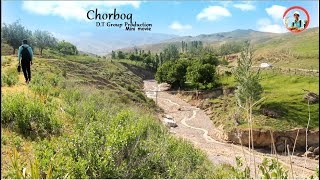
[
  {"xmin": 1, "ymin": 131, "xmax": 8, "ymax": 145},
  {"xmin": 2, "ymin": 67, "xmax": 19, "ymax": 86},
  {"xmin": 258, "ymin": 158, "xmax": 288, "ymax": 179},
  {"xmin": 155, "ymin": 59, "xmax": 190, "ymax": 88},
  {"xmin": 13, "ymin": 135, "xmax": 23, "ymax": 150},
  {"xmin": 31, "ymin": 110, "xmax": 226, "ymax": 179},
  {"xmin": 1, "ymin": 93, "xmax": 61, "ymax": 138},
  {"xmin": 186, "ymin": 61, "xmax": 217, "ymax": 89},
  {"xmin": 29, "ymin": 72, "xmax": 64, "ymax": 97}
]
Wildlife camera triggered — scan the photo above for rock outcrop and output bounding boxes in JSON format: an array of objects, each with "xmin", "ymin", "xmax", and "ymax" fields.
[{"xmin": 227, "ymin": 128, "xmax": 319, "ymax": 152}]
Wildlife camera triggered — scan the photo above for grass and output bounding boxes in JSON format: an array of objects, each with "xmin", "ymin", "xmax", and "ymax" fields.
[
  {"xmin": 217, "ymin": 69, "xmax": 319, "ymax": 131},
  {"xmin": 253, "ymin": 28, "xmax": 319, "ymax": 70},
  {"xmin": 1, "ymin": 70, "xmax": 18, "ymax": 87},
  {"xmin": 1, "ymin": 54, "xmax": 235, "ymax": 179}
]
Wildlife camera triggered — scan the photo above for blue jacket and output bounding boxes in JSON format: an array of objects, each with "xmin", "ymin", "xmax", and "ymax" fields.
[{"xmin": 18, "ymin": 44, "xmax": 33, "ymax": 61}]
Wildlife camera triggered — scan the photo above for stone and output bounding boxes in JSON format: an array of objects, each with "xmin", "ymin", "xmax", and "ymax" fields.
[
  {"xmin": 308, "ymin": 146, "xmax": 315, "ymax": 152},
  {"xmin": 313, "ymin": 147, "xmax": 319, "ymax": 155},
  {"xmin": 163, "ymin": 117, "xmax": 178, "ymax": 128},
  {"xmin": 304, "ymin": 92, "xmax": 319, "ymax": 104},
  {"xmin": 296, "ymin": 152, "xmax": 304, "ymax": 157},
  {"xmin": 304, "ymin": 151, "xmax": 314, "ymax": 157},
  {"xmin": 315, "ymin": 155, "xmax": 319, "ymax": 160},
  {"xmin": 261, "ymin": 108, "xmax": 280, "ymax": 118}
]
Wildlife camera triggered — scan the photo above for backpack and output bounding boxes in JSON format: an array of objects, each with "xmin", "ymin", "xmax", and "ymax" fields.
[
  {"xmin": 292, "ymin": 20, "xmax": 302, "ymax": 28},
  {"xmin": 21, "ymin": 46, "xmax": 31, "ymax": 62}
]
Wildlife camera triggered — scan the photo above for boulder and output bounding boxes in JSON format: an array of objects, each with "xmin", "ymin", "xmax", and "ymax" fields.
[
  {"xmin": 304, "ymin": 92, "xmax": 319, "ymax": 104},
  {"xmin": 261, "ymin": 108, "xmax": 280, "ymax": 118},
  {"xmin": 296, "ymin": 152, "xmax": 304, "ymax": 157},
  {"xmin": 304, "ymin": 151, "xmax": 314, "ymax": 157},
  {"xmin": 163, "ymin": 118, "xmax": 178, "ymax": 128},
  {"xmin": 308, "ymin": 146, "xmax": 315, "ymax": 152},
  {"xmin": 313, "ymin": 147, "xmax": 319, "ymax": 155}
]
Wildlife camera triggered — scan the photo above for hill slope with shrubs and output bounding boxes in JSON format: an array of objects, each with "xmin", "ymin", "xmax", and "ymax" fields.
[{"xmin": 1, "ymin": 54, "xmax": 237, "ymax": 178}]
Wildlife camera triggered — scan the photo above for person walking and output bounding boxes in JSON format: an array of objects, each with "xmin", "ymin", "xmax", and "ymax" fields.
[{"xmin": 18, "ymin": 39, "xmax": 33, "ymax": 83}]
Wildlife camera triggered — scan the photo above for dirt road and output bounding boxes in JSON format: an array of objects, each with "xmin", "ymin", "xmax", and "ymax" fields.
[{"xmin": 144, "ymin": 79, "xmax": 318, "ymax": 178}]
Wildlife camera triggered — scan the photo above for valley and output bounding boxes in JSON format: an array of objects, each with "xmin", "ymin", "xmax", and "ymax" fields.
[
  {"xmin": 1, "ymin": 22, "xmax": 319, "ymax": 179},
  {"xmin": 143, "ymin": 79, "xmax": 318, "ymax": 178}
]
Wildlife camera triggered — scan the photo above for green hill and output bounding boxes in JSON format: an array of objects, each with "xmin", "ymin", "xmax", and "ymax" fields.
[
  {"xmin": 1, "ymin": 54, "xmax": 235, "ymax": 179},
  {"xmin": 253, "ymin": 27, "xmax": 319, "ymax": 69}
]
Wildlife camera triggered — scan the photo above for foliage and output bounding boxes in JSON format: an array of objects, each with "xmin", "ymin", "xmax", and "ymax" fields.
[
  {"xmin": 233, "ymin": 41, "xmax": 263, "ymax": 108},
  {"xmin": 33, "ymin": 30, "xmax": 57, "ymax": 56},
  {"xmin": 1, "ymin": 131, "xmax": 8, "ymax": 145},
  {"xmin": 186, "ymin": 61, "xmax": 216, "ymax": 89},
  {"xmin": 111, "ymin": 50, "xmax": 116, "ymax": 59},
  {"xmin": 1, "ymin": 93, "xmax": 61, "ymax": 138},
  {"xmin": 200, "ymin": 53, "xmax": 219, "ymax": 66},
  {"xmin": 56, "ymin": 40, "xmax": 78, "ymax": 55},
  {"xmin": 155, "ymin": 59, "xmax": 190, "ymax": 88},
  {"xmin": 258, "ymin": 158, "xmax": 288, "ymax": 179},
  {"xmin": 1, "ymin": 67, "xmax": 19, "ymax": 86},
  {"xmin": 9, "ymin": 148, "xmax": 54, "ymax": 179},
  {"xmin": 1, "ymin": 20, "xmax": 32, "ymax": 54},
  {"xmin": 230, "ymin": 157, "xmax": 250, "ymax": 179},
  {"xmin": 117, "ymin": 51, "xmax": 126, "ymax": 59},
  {"xmin": 162, "ymin": 44, "xmax": 180, "ymax": 61},
  {"xmin": 219, "ymin": 41, "xmax": 246, "ymax": 56},
  {"xmin": 32, "ymin": 107, "xmax": 221, "ymax": 178}
]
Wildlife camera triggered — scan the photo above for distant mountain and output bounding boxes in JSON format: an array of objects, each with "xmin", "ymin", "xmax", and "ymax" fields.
[
  {"xmin": 117, "ymin": 29, "xmax": 279, "ymax": 53},
  {"xmin": 116, "ymin": 27, "xmax": 319, "ymax": 69},
  {"xmin": 55, "ymin": 30, "xmax": 178, "ymax": 55},
  {"xmin": 164, "ymin": 29, "xmax": 277, "ymax": 43}
]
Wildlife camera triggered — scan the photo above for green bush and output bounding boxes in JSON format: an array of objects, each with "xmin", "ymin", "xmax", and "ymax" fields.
[
  {"xmin": 33, "ymin": 110, "xmax": 223, "ymax": 179},
  {"xmin": 1, "ymin": 93, "xmax": 61, "ymax": 138},
  {"xmin": 13, "ymin": 135, "xmax": 23, "ymax": 150},
  {"xmin": 1, "ymin": 131, "xmax": 8, "ymax": 145},
  {"xmin": 155, "ymin": 59, "xmax": 190, "ymax": 88},
  {"xmin": 29, "ymin": 72, "xmax": 64, "ymax": 97},
  {"xmin": 258, "ymin": 158, "xmax": 288, "ymax": 179},
  {"xmin": 2, "ymin": 67, "xmax": 19, "ymax": 86},
  {"xmin": 186, "ymin": 61, "xmax": 217, "ymax": 89}
]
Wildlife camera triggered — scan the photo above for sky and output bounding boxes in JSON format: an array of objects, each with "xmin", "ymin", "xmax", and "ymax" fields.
[{"xmin": 2, "ymin": 0, "xmax": 319, "ymax": 37}]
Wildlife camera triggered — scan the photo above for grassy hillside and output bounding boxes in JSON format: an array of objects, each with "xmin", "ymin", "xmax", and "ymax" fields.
[
  {"xmin": 253, "ymin": 27, "xmax": 319, "ymax": 69},
  {"xmin": 1, "ymin": 54, "xmax": 237, "ymax": 178},
  {"xmin": 215, "ymin": 70, "xmax": 319, "ymax": 131}
]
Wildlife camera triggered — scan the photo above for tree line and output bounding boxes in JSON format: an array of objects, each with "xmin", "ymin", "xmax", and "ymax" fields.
[
  {"xmin": 1, "ymin": 20, "xmax": 78, "ymax": 56},
  {"xmin": 110, "ymin": 40, "xmax": 235, "ymax": 90}
]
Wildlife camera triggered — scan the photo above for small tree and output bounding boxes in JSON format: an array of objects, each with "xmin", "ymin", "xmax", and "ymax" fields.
[
  {"xmin": 33, "ymin": 30, "xmax": 57, "ymax": 56},
  {"xmin": 128, "ymin": 53, "xmax": 135, "ymax": 61},
  {"xmin": 163, "ymin": 44, "xmax": 179, "ymax": 62},
  {"xmin": 1, "ymin": 20, "xmax": 32, "ymax": 54},
  {"xmin": 57, "ymin": 40, "xmax": 78, "ymax": 55},
  {"xmin": 233, "ymin": 41, "xmax": 263, "ymax": 178},
  {"xmin": 111, "ymin": 51, "xmax": 116, "ymax": 59},
  {"xmin": 155, "ymin": 59, "xmax": 190, "ymax": 88},
  {"xmin": 117, "ymin": 51, "xmax": 125, "ymax": 59}
]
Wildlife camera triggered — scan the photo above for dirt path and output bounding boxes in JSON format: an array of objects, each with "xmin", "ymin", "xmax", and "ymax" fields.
[
  {"xmin": 144, "ymin": 79, "xmax": 318, "ymax": 178},
  {"xmin": 1, "ymin": 58, "xmax": 29, "ymax": 95}
]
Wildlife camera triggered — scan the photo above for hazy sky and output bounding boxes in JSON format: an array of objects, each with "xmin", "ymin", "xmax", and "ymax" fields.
[{"xmin": 2, "ymin": 1, "xmax": 319, "ymax": 37}]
